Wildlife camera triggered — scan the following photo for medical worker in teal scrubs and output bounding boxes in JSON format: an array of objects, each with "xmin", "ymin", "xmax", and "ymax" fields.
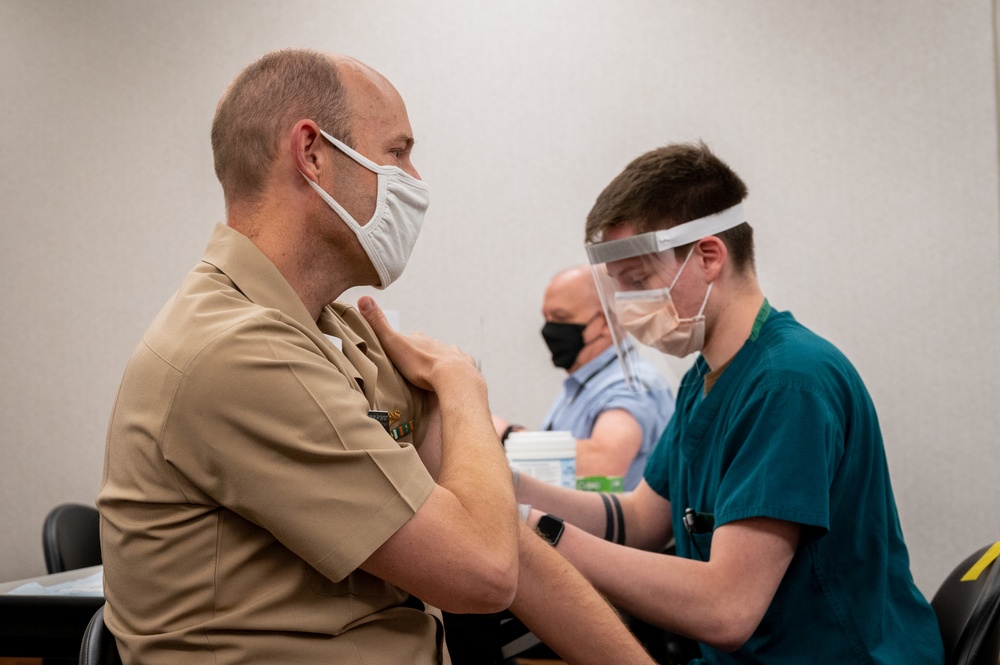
[{"xmin": 513, "ymin": 142, "xmax": 944, "ymax": 664}]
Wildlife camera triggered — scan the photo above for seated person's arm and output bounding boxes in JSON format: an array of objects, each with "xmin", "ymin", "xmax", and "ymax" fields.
[
  {"xmin": 539, "ymin": 507, "xmax": 801, "ymax": 652},
  {"xmin": 575, "ymin": 408, "xmax": 643, "ymax": 478},
  {"xmin": 419, "ymin": 400, "xmax": 657, "ymax": 663},
  {"xmin": 358, "ymin": 298, "xmax": 519, "ymax": 614},
  {"xmin": 511, "ymin": 524, "xmax": 656, "ymax": 665},
  {"xmin": 519, "ymin": 472, "xmax": 799, "ymax": 649}
]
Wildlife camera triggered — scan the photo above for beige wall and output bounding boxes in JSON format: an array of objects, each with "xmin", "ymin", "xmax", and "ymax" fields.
[{"xmin": 1, "ymin": 0, "xmax": 998, "ymax": 598}]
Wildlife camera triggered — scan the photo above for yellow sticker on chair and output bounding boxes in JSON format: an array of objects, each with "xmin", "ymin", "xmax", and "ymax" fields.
[{"xmin": 961, "ymin": 541, "xmax": 1000, "ymax": 582}]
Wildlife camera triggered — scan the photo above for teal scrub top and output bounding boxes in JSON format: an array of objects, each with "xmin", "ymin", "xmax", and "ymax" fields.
[{"xmin": 644, "ymin": 304, "xmax": 944, "ymax": 665}]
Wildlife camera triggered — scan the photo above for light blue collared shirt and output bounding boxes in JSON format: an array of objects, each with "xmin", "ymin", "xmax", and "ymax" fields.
[{"xmin": 541, "ymin": 345, "xmax": 674, "ymax": 490}]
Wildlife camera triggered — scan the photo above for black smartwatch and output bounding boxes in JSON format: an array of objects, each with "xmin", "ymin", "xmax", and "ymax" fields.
[{"xmin": 536, "ymin": 514, "xmax": 565, "ymax": 547}]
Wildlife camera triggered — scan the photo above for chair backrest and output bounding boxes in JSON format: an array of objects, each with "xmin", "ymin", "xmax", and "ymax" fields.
[
  {"xmin": 43, "ymin": 503, "xmax": 102, "ymax": 574},
  {"xmin": 931, "ymin": 543, "xmax": 1000, "ymax": 665},
  {"xmin": 79, "ymin": 605, "xmax": 122, "ymax": 665}
]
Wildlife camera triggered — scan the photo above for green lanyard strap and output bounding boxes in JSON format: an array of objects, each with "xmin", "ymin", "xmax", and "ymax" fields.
[{"xmin": 749, "ymin": 298, "xmax": 771, "ymax": 342}]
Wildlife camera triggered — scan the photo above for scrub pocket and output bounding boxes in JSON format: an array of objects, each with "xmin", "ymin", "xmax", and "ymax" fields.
[{"xmin": 689, "ymin": 531, "xmax": 714, "ymax": 561}]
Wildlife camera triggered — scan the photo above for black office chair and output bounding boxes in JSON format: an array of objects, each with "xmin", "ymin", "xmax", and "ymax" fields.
[
  {"xmin": 931, "ymin": 542, "xmax": 1000, "ymax": 665},
  {"xmin": 43, "ymin": 503, "xmax": 102, "ymax": 574},
  {"xmin": 78, "ymin": 606, "xmax": 122, "ymax": 665}
]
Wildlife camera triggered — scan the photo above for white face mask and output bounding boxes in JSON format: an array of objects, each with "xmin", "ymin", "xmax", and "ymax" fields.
[
  {"xmin": 301, "ymin": 130, "xmax": 430, "ymax": 288},
  {"xmin": 614, "ymin": 246, "xmax": 713, "ymax": 358}
]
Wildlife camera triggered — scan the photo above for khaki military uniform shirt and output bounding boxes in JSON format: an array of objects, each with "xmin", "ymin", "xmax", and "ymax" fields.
[{"xmin": 99, "ymin": 224, "xmax": 438, "ymax": 665}]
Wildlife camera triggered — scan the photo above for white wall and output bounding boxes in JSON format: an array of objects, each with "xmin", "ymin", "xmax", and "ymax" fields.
[{"xmin": 1, "ymin": 0, "xmax": 998, "ymax": 598}]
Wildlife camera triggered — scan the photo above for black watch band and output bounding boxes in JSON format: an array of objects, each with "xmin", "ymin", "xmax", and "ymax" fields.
[
  {"xmin": 536, "ymin": 514, "xmax": 565, "ymax": 547},
  {"xmin": 500, "ymin": 424, "xmax": 522, "ymax": 444}
]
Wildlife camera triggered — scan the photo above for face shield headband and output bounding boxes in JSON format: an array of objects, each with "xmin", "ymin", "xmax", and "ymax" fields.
[{"xmin": 585, "ymin": 203, "xmax": 747, "ymax": 389}]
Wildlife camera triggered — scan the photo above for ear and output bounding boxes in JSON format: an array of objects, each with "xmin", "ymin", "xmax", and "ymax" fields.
[
  {"xmin": 695, "ymin": 236, "xmax": 728, "ymax": 282},
  {"xmin": 588, "ymin": 308, "xmax": 609, "ymax": 334},
  {"xmin": 291, "ymin": 119, "xmax": 324, "ymax": 182}
]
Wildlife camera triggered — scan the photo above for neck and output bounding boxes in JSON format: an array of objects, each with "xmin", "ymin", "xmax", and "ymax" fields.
[
  {"xmin": 228, "ymin": 200, "xmax": 355, "ymax": 322},
  {"xmin": 700, "ymin": 279, "xmax": 765, "ymax": 371},
  {"xmin": 567, "ymin": 339, "xmax": 612, "ymax": 374}
]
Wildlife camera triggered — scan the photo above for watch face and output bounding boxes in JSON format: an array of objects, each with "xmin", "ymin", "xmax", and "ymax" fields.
[{"xmin": 537, "ymin": 514, "xmax": 565, "ymax": 546}]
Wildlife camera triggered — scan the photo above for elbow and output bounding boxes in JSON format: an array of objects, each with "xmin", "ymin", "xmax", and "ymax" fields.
[
  {"xmin": 475, "ymin": 565, "xmax": 519, "ymax": 613},
  {"xmin": 445, "ymin": 549, "xmax": 518, "ymax": 614},
  {"xmin": 700, "ymin": 605, "xmax": 761, "ymax": 653},
  {"xmin": 708, "ymin": 629, "xmax": 752, "ymax": 654},
  {"xmin": 474, "ymin": 548, "xmax": 520, "ymax": 612}
]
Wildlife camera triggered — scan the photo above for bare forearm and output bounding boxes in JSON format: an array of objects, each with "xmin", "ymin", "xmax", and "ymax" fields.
[
  {"xmin": 434, "ymin": 376, "xmax": 518, "ymax": 551},
  {"xmin": 515, "ymin": 471, "xmax": 609, "ymax": 537},
  {"xmin": 367, "ymin": 378, "xmax": 519, "ymax": 612},
  {"xmin": 509, "ymin": 524, "xmax": 656, "ymax": 665},
  {"xmin": 554, "ymin": 519, "xmax": 798, "ymax": 652},
  {"xmin": 557, "ymin": 522, "xmax": 710, "ymax": 638},
  {"xmin": 357, "ymin": 298, "xmax": 519, "ymax": 608}
]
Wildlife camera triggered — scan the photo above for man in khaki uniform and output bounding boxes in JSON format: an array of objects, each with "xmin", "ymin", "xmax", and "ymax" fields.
[{"xmin": 99, "ymin": 49, "xmax": 655, "ymax": 665}]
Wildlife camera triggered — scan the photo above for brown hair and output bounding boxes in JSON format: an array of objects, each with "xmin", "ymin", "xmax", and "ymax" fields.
[
  {"xmin": 585, "ymin": 142, "xmax": 755, "ymax": 273},
  {"xmin": 211, "ymin": 49, "xmax": 352, "ymax": 206}
]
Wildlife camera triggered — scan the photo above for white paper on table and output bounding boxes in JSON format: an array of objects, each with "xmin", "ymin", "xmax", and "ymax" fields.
[{"xmin": 6, "ymin": 570, "xmax": 103, "ymax": 596}]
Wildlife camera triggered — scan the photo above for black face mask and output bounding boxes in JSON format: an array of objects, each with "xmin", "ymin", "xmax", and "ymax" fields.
[{"xmin": 541, "ymin": 321, "xmax": 589, "ymax": 369}]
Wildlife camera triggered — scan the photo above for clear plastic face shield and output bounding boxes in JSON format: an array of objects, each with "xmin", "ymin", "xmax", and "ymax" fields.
[{"xmin": 585, "ymin": 204, "xmax": 747, "ymax": 390}]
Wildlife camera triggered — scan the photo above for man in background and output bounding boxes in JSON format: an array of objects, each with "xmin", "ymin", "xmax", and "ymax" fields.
[
  {"xmin": 497, "ymin": 265, "xmax": 673, "ymax": 491},
  {"xmin": 98, "ymin": 48, "xmax": 654, "ymax": 665}
]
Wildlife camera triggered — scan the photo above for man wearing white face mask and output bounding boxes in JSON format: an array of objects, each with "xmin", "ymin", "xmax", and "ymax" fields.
[
  {"xmin": 98, "ymin": 49, "xmax": 656, "ymax": 665},
  {"xmin": 513, "ymin": 143, "xmax": 944, "ymax": 664}
]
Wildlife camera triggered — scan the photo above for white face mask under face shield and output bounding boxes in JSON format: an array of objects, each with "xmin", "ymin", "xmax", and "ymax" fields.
[
  {"xmin": 586, "ymin": 203, "xmax": 746, "ymax": 386},
  {"xmin": 301, "ymin": 129, "xmax": 430, "ymax": 289}
]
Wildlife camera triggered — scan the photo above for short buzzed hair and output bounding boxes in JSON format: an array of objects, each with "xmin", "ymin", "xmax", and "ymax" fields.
[
  {"xmin": 211, "ymin": 49, "xmax": 353, "ymax": 205},
  {"xmin": 585, "ymin": 142, "xmax": 755, "ymax": 274}
]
